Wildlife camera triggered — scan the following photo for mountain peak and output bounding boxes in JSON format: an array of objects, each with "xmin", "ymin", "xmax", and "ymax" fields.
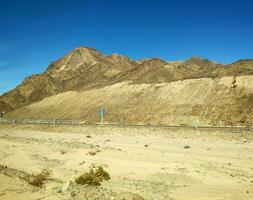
[
  {"xmin": 185, "ymin": 56, "xmax": 218, "ymax": 68},
  {"xmin": 109, "ymin": 53, "xmax": 132, "ymax": 61},
  {"xmin": 76, "ymin": 46, "xmax": 99, "ymax": 52},
  {"xmin": 111, "ymin": 53, "xmax": 125, "ymax": 57},
  {"xmin": 187, "ymin": 56, "xmax": 204, "ymax": 62},
  {"xmin": 106, "ymin": 53, "xmax": 136, "ymax": 69},
  {"xmin": 73, "ymin": 46, "xmax": 103, "ymax": 57},
  {"xmin": 232, "ymin": 59, "xmax": 253, "ymax": 64}
]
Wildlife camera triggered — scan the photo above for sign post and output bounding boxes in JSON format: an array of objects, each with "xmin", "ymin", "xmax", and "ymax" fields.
[{"xmin": 98, "ymin": 108, "xmax": 106, "ymax": 125}]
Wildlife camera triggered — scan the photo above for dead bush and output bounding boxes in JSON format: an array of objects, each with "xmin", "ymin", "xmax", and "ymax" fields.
[
  {"xmin": 75, "ymin": 166, "xmax": 110, "ymax": 186},
  {"xmin": 87, "ymin": 151, "xmax": 97, "ymax": 156},
  {"xmin": 26, "ymin": 169, "xmax": 51, "ymax": 187}
]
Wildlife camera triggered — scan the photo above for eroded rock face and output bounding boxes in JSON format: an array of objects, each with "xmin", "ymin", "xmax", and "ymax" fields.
[{"xmin": 0, "ymin": 101, "xmax": 12, "ymax": 113}]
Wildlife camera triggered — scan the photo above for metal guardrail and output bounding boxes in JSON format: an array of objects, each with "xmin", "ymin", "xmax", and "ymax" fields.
[{"xmin": 0, "ymin": 118, "xmax": 251, "ymax": 131}]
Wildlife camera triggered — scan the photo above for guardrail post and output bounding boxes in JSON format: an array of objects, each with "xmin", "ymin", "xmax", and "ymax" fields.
[
  {"xmin": 194, "ymin": 119, "xmax": 199, "ymax": 130},
  {"xmin": 152, "ymin": 122, "xmax": 156, "ymax": 130}
]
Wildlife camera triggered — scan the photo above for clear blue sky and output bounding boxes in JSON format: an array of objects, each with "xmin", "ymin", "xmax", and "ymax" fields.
[{"xmin": 0, "ymin": 0, "xmax": 253, "ymax": 95}]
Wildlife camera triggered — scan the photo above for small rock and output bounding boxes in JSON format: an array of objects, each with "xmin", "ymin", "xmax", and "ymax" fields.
[
  {"xmin": 79, "ymin": 161, "xmax": 86, "ymax": 165},
  {"xmin": 86, "ymin": 135, "xmax": 92, "ymax": 139},
  {"xmin": 52, "ymin": 186, "xmax": 62, "ymax": 193},
  {"xmin": 184, "ymin": 145, "xmax": 190, "ymax": 149},
  {"xmin": 71, "ymin": 191, "xmax": 76, "ymax": 197},
  {"xmin": 61, "ymin": 181, "xmax": 70, "ymax": 192},
  {"xmin": 0, "ymin": 192, "xmax": 6, "ymax": 196},
  {"xmin": 144, "ymin": 145, "xmax": 149, "ymax": 148}
]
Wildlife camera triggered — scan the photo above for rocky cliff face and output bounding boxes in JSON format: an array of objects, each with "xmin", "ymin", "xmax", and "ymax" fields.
[{"xmin": 1, "ymin": 46, "xmax": 253, "ymax": 125}]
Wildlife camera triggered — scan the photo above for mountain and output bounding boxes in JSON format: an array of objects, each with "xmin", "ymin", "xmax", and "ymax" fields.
[{"xmin": 1, "ymin": 46, "xmax": 253, "ymax": 125}]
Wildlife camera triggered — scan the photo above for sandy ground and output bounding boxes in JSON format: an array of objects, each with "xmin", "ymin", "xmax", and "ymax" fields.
[{"xmin": 0, "ymin": 124, "xmax": 253, "ymax": 200}]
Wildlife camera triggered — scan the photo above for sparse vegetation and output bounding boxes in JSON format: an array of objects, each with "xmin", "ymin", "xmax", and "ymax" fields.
[
  {"xmin": 132, "ymin": 194, "xmax": 145, "ymax": 200},
  {"xmin": 75, "ymin": 166, "xmax": 110, "ymax": 186},
  {"xmin": 60, "ymin": 149, "xmax": 66, "ymax": 154},
  {"xmin": 87, "ymin": 151, "xmax": 97, "ymax": 156},
  {"xmin": 26, "ymin": 169, "xmax": 51, "ymax": 187}
]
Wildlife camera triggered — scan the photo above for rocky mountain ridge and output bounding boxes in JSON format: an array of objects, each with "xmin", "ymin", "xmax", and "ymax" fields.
[{"xmin": 0, "ymin": 46, "xmax": 253, "ymax": 124}]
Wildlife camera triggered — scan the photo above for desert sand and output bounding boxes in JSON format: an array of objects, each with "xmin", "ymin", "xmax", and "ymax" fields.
[{"xmin": 0, "ymin": 124, "xmax": 253, "ymax": 200}]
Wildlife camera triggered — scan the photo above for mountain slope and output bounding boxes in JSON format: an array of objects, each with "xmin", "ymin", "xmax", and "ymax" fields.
[{"xmin": 6, "ymin": 76, "xmax": 253, "ymax": 126}]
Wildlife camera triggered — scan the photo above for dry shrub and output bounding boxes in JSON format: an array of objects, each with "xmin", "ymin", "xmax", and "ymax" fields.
[
  {"xmin": 75, "ymin": 166, "xmax": 110, "ymax": 186},
  {"xmin": 87, "ymin": 151, "xmax": 96, "ymax": 156},
  {"xmin": 27, "ymin": 169, "xmax": 51, "ymax": 187},
  {"xmin": 60, "ymin": 149, "xmax": 67, "ymax": 154}
]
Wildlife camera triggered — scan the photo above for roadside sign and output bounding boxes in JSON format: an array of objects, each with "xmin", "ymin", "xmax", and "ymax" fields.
[{"xmin": 97, "ymin": 108, "xmax": 106, "ymax": 124}]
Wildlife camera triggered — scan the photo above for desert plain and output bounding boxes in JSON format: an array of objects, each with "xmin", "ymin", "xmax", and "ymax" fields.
[{"xmin": 0, "ymin": 124, "xmax": 252, "ymax": 200}]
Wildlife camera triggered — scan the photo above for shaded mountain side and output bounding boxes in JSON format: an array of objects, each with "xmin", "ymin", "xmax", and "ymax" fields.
[
  {"xmin": 110, "ymin": 57, "xmax": 220, "ymax": 84},
  {"xmin": 0, "ymin": 74, "xmax": 63, "ymax": 111},
  {"xmin": 108, "ymin": 58, "xmax": 180, "ymax": 84},
  {"xmin": 223, "ymin": 59, "xmax": 253, "ymax": 76},
  {"xmin": 1, "ymin": 46, "xmax": 253, "ymax": 113},
  {"xmin": 6, "ymin": 76, "xmax": 253, "ymax": 126},
  {"xmin": 188, "ymin": 59, "xmax": 253, "ymax": 79},
  {"xmin": 0, "ymin": 101, "xmax": 13, "ymax": 113},
  {"xmin": 109, "ymin": 57, "xmax": 253, "ymax": 84},
  {"xmin": 183, "ymin": 56, "xmax": 219, "ymax": 68}
]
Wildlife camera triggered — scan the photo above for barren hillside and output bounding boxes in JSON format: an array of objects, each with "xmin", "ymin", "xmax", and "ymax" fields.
[{"xmin": 6, "ymin": 76, "xmax": 253, "ymax": 126}]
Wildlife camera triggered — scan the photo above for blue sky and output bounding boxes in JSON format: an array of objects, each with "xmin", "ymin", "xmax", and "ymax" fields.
[{"xmin": 0, "ymin": 0, "xmax": 253, "ymax": 95}]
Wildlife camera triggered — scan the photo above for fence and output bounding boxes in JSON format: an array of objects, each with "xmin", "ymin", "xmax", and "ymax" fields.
[{"xmin": 0, "ymin": 118, "xmax": 251, "ymax": 132}]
